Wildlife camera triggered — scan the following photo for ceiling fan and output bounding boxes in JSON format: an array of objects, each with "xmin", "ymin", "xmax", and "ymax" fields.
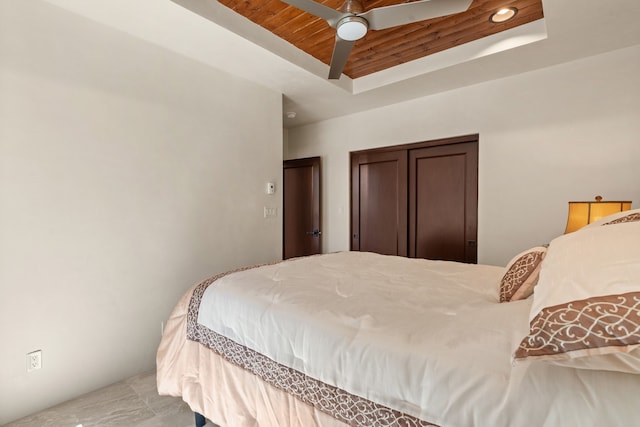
[{"xmin": 280, "ymin": 0, "xmax": 473, "ymax": 79}]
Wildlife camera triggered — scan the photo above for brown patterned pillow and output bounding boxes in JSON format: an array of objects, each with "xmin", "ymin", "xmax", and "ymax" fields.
[
  {"xmin": 513, "ymin": 222, "xmax": 640, "ymax": 373},
  {"xmin": 499, "ymin": 247, "xmax": 547, "ymax": 303}
]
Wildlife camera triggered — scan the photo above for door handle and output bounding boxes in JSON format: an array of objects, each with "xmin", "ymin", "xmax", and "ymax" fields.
[{"xmin": 306, "ymin": 229, "xmax": 322, "ymax": 237}]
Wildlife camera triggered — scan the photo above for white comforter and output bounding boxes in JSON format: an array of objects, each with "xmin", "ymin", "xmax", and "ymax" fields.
[{"xmin": 196, "ymin": 251, "xmax": 639, "ymax": 427}]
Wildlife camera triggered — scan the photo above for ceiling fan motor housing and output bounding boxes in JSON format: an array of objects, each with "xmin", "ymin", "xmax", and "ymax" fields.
[{"xmin": 341, "ymin": 0, "xmax": 364, "ymax": 14}]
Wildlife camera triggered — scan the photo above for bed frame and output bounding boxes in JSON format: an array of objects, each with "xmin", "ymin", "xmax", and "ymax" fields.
[{"xmin": 195, "ymin": 412, "xmax": 206, "ymax": 427}]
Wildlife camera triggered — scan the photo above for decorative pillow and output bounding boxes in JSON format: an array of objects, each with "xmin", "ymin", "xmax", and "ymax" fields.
[
  {"xmin": 499, "ymin": 246, "xmax": 547, "ymax": 303},
  {"xmin": 582, "ymin": 207, "xmax": 640, "ymax": 229},
  {"xmin": 513, "ymin": 222, "xmax": 640, "ymax": 373}
]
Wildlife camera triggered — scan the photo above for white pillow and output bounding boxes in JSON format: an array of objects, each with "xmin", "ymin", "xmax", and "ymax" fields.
[{"xmin": 513, "ymin": 221, "xmax": 640, "ymax": 373}]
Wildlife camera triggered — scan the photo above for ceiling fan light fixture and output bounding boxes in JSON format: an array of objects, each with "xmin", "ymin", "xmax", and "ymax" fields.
[
  {"xmin": 490, "ymin": 7, "xmax": 518, "ymax": 23},
  {"xmin": 336, "ymin": 16, "xmax": 368, "ymax": 41}
]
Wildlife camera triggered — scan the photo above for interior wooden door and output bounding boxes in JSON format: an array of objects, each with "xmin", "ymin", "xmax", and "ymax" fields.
[
  {"xmin": 409, "ymin": 142, "xmax": 478, "ymax": 263},
  {"xmin": 351, "ymin": 150, "xmax": 408, "ymax": 256},
  {"xmin": 283, "ymin": 157, "xmax": 321, "ymax": 259}
]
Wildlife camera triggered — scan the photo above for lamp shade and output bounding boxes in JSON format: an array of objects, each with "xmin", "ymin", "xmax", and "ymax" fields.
[{"xmin": 564, "ymin": 195, "xmax": 632, "ymax": 233}]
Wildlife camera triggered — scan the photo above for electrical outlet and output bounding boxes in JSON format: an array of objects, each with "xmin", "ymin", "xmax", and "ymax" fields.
[
  {"xmin": 27, "ymin": 350, "xmax": 42, "ymax": 372},
  {"xmin": 161, "ymin": 321, "xmax": 165, "ymax": 336}
]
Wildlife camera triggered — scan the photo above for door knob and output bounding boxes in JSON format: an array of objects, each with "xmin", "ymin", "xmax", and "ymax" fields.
[{"xmin": 306, "ymin": 229, "xmax": 322, "ymax": 237}]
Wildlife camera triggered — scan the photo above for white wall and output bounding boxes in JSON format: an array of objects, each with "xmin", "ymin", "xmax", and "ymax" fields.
[
  {"xmin": 0, "ymin": 1, "xmax": 282, "ymax": 424},
  {"xmin": 286, "ymin": 44, "xmax": 640, "ymax": 266}
]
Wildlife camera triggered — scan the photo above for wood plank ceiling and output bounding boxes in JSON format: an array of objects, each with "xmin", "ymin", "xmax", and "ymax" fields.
[{"xmin": 217, "ymin": 0, "xmax": 544, "ymax": 79}]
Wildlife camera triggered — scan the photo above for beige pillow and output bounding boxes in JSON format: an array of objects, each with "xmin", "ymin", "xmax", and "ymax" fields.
[
  {"xmin": 513, "ymin": 222, "xmax": 640, "ymax": 373},
  {"xmin": 603, "ymin": 211, "xmax": 640, "ymax": 225},
  {"xmin": 582, "ymin": 207, "xmax": 640, "ymax": 229},
  {"xmin": 499, "ymin": 247, "xmax": 547, "ymax": 303}
]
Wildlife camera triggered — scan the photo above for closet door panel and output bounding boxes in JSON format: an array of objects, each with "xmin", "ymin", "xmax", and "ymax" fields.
[
  {"xmin": 409, "ymin": 142, "xmax": 477, "ymax": 262},
  {"xmin": 351, "ymin": 151, "xmax": 408, "ymax": 256}
]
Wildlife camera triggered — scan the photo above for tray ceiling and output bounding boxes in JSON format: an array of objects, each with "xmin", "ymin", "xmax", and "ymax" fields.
[{"xmin": 43, "ymin": 0, "xmax": 640, "ymax": 127}]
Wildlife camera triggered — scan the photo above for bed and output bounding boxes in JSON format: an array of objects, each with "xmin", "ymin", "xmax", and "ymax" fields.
[{"xmin": 157, "ymin": 208, "xmax": 640, "ymax": 427}]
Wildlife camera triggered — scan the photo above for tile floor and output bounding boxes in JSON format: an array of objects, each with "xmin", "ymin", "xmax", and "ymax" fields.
[{"xmin": 3, "ymin": 371, "xmax": 216, "ymax": 427}]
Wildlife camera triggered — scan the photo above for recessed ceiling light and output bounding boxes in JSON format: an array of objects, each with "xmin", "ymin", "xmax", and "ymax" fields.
[
  {"xmin": 286, "ymin": 111, "xmax": 297, "ymax": 119},
  {"xmin": 490, "ymin": 7, "xmax": 518, "ymax": 23}
]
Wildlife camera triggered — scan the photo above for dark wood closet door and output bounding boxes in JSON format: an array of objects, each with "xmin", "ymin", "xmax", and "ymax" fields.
[
  {"xmin": 409, "ymin": 142, "xmax": 477, "ymax": 263},
  {"xmin": 351, "ymin": 150, "xmax": 408, "ymax": 256},
  {"xmin": 351, "ymin": 135, "xmax": 478, "ymax": 263},
  {"xmin": 283, "ymin": 157, "xmax": 321, "ymax": 259}
]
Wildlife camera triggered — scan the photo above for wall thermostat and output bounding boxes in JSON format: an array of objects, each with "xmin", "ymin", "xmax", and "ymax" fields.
[{"xmin": 266, "ymin": 182, "xmax": 276, "ymax": 195}]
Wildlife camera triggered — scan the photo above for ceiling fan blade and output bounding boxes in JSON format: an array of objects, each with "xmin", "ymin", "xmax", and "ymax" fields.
[
  {"xmin": 361, "ymin": 0, "xmax": 472, "ymax": 31},
  {"xmin": 328, "ymin": 36, "xmax": 356, "ymax": 79},
  {"xmin": 280, "ymin": 0, "xmax": 346, "ymax": 27}
]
